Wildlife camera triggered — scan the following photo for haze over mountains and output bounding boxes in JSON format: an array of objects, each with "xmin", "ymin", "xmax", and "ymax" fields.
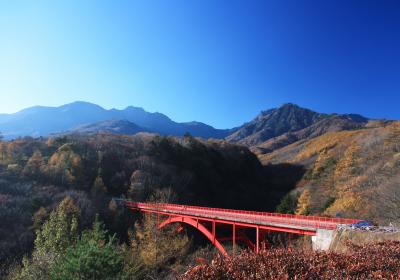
[
  {"xmin": 0, "ymin": 101, "xmax": 385, "ymax": 152},
  {"xmin": 0, "ymin": 101, "xmax": 233, "ymax": 139}
]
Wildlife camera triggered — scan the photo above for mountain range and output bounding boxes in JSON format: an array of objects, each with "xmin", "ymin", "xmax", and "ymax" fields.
[
  {"xmin": 0, "ymin": 101, "xmax": 233, "ymax": 140},
  {"xmin": 0, "ymin": 101, "xmax": 386, "ymax": 154},
  {"xmin": 1, "ymin": 100, "xmax": 400, "ymax": 273}
]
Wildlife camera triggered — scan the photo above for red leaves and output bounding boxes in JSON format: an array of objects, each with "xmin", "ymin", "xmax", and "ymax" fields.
[{"xmin": 181, "ymin": 241, "xmax": 400, "ymax": 279}]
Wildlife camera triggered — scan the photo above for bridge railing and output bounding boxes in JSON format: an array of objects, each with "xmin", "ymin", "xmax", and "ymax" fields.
[{"xmin": 122, "ymin": 200, "xmax": 360, "ymax": 230}]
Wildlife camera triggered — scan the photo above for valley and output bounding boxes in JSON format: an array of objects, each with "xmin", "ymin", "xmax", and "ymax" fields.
[{"xmin": 1, "ymin": 102, "xmax": 399, "ymax": 279}]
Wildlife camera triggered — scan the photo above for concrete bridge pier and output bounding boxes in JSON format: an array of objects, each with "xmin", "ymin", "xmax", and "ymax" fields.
[{"xmin": 311, "ymin": 229, "xmax": 335, "ymax": 251}]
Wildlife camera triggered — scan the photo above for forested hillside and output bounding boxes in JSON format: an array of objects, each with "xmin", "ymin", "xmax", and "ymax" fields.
[
  {"xmin": 1, "ymin": 115, "xmax": 399, "ymax": 279},
  {"xmin": 0, "ymin": 133, "xmax": 302, "ymax": 278},
  {"xmin": 260, "ymin": 121, "xmax": 400, "ymax": 225}
]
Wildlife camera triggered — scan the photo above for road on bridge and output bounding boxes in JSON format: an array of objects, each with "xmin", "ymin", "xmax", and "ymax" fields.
[{"xmin": 122, "ymin": 200, "xmax": 360, "ymax": 256}]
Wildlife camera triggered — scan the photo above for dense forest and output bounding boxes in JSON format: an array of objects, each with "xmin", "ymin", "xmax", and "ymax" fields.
[{"xmin": 0, "ymin": 133, "xmax": 304, "ymax": 279}]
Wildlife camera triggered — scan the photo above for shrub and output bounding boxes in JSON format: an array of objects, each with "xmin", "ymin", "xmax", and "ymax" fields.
[
  {"xmin": 276, "ymin": 193, "xmax": 297, "ymax": 214},
  {"xmin": 182, "ymin": 241, "xmax": 400, "ymax": 279}
]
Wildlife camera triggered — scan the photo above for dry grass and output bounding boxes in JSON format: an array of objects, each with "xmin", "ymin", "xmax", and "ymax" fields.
[{"xmin": 260, "ymin": 122, "xmax": 400, "ymax": 225}]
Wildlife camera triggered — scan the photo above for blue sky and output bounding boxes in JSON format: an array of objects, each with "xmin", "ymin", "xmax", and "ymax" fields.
[{"xmin": 0, "ymin": 0, "xmax": 399, "ymax": 128}]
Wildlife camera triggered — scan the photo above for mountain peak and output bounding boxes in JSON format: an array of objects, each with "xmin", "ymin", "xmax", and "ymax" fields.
[
  {"xmin": 260, "ymin": 103, "xmax": 309, "ymax": 116},
  {"xmin": 281, "ymin": 102, "xmax": 299, "ymax": 108},
  {"xmin": 66, "ymin": 100, "xmax": 96, "ymax": 106},
  {"xmin": 277, "ymin": 103, "xmax": 317, "ymax": 114},
  {"xmin": 227, "ymin": 104, "xmax": 324, "ymax": 145},
  {"xmin": 59, "ymin": 101, "xmax": 104, "ymax": 110},
  {"xmin": 226, "ymin": 103, "xmax": 370, "ymax": 147},
  {"xmin": 68, "ymin": 119, "xmax": 148, "ymax": 135},
  {"xmin": 124, "ymin": 106, "xmax": 146, "ymax": 112}
]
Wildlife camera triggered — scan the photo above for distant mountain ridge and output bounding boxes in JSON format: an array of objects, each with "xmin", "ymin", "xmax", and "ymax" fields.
[
  {"xmin": 0, "ymin": 102, "xmax": 373, "ymax": 150},
  {"xmin": 0, "ymin": 101, "xmax": 233, "ymax": 139},
  {"xmin": 65, "ymin": 119, "xmax": 150, "ymax": 136}
]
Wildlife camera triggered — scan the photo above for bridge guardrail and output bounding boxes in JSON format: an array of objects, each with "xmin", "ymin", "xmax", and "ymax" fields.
[{"xmin": 122, "ymin": 200, "xmax": 360, "ymax": 230}]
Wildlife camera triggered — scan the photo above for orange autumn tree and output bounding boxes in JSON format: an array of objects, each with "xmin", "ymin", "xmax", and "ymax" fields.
[
  {"xmin": 23, "ymin": 150, "xmax": 45, "ymax": 179},
  {"xmin": 295, "ymin": 189, "xmax": 311, "ymax": 215},
  {"xmin": 44, "ymin": 144, "xmax": 84, "ymax": 186}
]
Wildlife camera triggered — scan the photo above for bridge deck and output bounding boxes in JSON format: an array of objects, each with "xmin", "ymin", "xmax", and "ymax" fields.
[{"xmin": 124, "ymin": 201, "xmax": 360, "ymax": 233}]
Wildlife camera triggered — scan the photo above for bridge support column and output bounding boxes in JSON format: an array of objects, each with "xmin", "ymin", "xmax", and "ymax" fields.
[
  {"xmin": 233, "ymin": 223, "xmax": 236, "ymax": 255},
  {"xmin": 256, "ymin": 226, "xmax": 260, "ymax": 254},
  {"xmin": 212, "ymin": 220, "xmax": 216, "ymax": 244}
]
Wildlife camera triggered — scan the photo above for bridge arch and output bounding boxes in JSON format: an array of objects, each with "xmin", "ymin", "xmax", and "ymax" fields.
[{"xmin": 158, "ymin": 216, "xmax": 228, "ymax": 256}]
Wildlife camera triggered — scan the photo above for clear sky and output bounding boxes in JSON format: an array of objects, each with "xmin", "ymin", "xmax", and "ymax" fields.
[{"xmin": 0, "ymin": 0, "xmax": 399, "ymax": 128}]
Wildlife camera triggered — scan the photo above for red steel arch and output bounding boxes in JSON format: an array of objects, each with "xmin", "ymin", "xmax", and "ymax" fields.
[
  {"xmin": 122, "ymin": 200, "xmax": 361, "ymax": 256},
  {"xmin": 159, "ymin": 216, "xmax": 228, "ymax": 256}
]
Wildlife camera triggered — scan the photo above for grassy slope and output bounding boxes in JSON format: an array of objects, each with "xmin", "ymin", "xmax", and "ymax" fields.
[{"xmin": 258, "ymin": 121, "xmax": 400, "ymax": 224}]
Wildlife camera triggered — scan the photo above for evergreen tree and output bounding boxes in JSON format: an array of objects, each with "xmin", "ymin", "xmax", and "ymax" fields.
[
  {"xmin": 14, "ymin": 197, "xmax": 80, "ymax": 280},
  {"xmin": 51, "ymin": 217, "xmax": 124, "ymax": 280},
  {"xmin": 34, "ymin": 196, "xmax": 79, "ymax": 260},
  {"xmin": 276, "ymin": 193, "xmax": 296, "ymax": 214}
]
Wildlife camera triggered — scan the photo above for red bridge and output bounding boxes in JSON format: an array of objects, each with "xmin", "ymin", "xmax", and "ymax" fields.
[{"xmin": 123, "ymin": 200, "xmax": 360, "ymax": 256}]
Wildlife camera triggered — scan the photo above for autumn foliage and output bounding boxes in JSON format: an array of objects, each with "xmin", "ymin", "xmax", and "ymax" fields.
[
  {"xmin": 270, "ymin": 121, "xmax": 400, "ymax": 225},
  {"xmin": 182, "ymin": 241, "xmax": 400, "ymax": 280}
]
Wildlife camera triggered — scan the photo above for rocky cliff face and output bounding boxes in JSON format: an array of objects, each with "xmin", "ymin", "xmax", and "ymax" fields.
[{"xmin": 227, "ymin": 103, "xmax": 368, "ymax": 150}]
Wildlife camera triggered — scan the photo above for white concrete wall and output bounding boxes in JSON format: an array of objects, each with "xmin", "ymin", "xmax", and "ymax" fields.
[{"xmin": 312, "ymin": 229, "xmax": 335, "ymax": 251}]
